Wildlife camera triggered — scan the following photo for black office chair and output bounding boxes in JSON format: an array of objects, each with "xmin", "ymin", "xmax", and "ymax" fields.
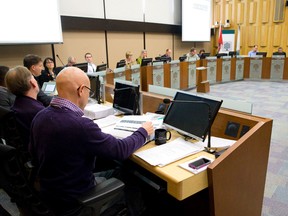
[{"xmin": 0, "ymin": 144, "xmax": 126, "ymax": 216}]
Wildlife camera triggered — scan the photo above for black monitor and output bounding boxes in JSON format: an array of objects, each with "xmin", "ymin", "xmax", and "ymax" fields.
[
  {"xmin": 160, "ymin": 56, "xmax": 169, "ymax": 63},
  {"xmin": 256, "ymin": 52, "xmax": 267, "ymax": 57},
  {"xmin": 200, "ymin": 53, "xmax": 210, "ymax": 59},
  {"xmin": 96, "ymin": 63, "xmax": 107, "ymax": 72},
  {"xmin": 179, "ymin": 56, "xmax": 186, "ymax": 62},
  {"xmin": 273, "ymin": 52, "xmax": 286, "ymax": 57},
  {"xmin": 216, "ymin": 53, "xmax": 228, "ymax": 58},
  {"xmin": 116, "ymin": 61, "xmax": 126, "ymax": 68},
  {"xmin": 141, "ymin": 58, "xmax": 153, "ymax": 67},
  {"xmin": 228, "ymin": 51, "xmax": 237, "ymax": 57},
  {"xmin": 163, "ymin": 92, "xmax": 223, "ymax": 142},
  {"xmin": 73, "ymin": 63, "xmax": 88, "ymax": 72},
  {"xmin": 113, "ymin": 81, "xmax": 141, "ymax": 115}
]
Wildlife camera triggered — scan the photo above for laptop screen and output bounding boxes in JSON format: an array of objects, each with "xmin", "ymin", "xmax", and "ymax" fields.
[{"xmin": 42, "ymin": 82, "xmax": 56, "ymax": 95}]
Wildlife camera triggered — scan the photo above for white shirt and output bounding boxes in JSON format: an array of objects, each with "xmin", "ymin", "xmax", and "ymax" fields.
[{"xmin": 87, "ymin": 63, "xmax": 96, "ymax": 73}]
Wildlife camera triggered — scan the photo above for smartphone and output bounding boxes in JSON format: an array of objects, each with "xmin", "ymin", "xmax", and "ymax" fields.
[{"xmin": 189, "ymin": 158, "xmax": 211, "ymax": 170}]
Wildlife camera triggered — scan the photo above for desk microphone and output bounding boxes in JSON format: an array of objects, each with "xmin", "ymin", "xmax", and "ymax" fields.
[
  {"xmin": 163, "ymin": 98, "xmax": 214, "ymax": 153},
  {"xmin": 56, "ymin": 54, "xmax": 65, "ymax": 66}
]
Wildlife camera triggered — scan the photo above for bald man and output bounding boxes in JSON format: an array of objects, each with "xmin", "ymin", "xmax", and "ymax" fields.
[
  {"xmin": 5, "ymin": 66, "xmax": 45, "ymax": 149},
  {"xmin": 29, "ymin": 67, "xmax": 153, "ymax": 215}
]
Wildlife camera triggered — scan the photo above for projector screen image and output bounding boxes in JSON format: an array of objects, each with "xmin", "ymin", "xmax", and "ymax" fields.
[
  {"xmin": 0, "ymin": 0, "xmax": 62, "ymax": 44},
  {"xmin": 163, "ymin": 92, "xmax": 222, "ymax": 141},
  {"xmin": 182, "ymin": 0, "xmax": 212, "ymax": 41}
]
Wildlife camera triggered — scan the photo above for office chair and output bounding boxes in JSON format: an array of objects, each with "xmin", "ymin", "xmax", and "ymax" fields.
[{"xmin": 0, "ymin": 144, "xmax": 126, "ymax": 216}]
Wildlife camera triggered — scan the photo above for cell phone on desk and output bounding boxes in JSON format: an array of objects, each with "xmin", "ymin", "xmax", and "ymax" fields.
[{"xmin": 189, "ymin": 158, "xmax": 211, "ymax": 170}]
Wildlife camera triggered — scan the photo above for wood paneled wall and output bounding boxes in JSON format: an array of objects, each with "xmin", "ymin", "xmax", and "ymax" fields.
[{"xmin": 213, "ymin": 0, "xmax": 288, "ymax": 56}]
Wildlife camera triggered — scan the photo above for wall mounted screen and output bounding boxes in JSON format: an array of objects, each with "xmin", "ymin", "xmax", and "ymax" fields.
[
  {"xmin": 182, "ymin": 0, "xmax": 211, "ymax": 41},
  {"xmin": 0, "ymin": 0, "xmax": 63, "ymax": 44}
]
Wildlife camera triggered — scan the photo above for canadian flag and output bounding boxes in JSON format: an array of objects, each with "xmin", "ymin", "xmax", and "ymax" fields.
[{"xmin": 218, "ymin": 23, "xmax": 223, "ymax": 53}]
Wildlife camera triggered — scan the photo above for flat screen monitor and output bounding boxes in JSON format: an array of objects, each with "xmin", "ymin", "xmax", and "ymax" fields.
[
  {"xmin": 73, "ymin": 63, "xmax": 88, "ymax": 72},
  {"xmin": 163, "ymin": 92, "xmax": 223, "ymax": 141},
  {"xmin": 113, "ymin": 81, "xmax": 141, "ymax": 115},
  {"xmin": 200, "ymin": 53, "xmax": 210, "ymax": 59},
  {"xmin": 256, "ymin": 52, "xmax": 267, "ymax": 57},
  {"xmin": 273, "ymin": 52, "xmax": 286, "ymax": 57},
  {"xmin": 96, "ymin": 63, "xmax": 107, "ymax": 72},
  {"xmin": 179, "ymin": 56, "xmax": 186, "ymax": 62},
  {"xmin": 141, "ymin": 58, "xmax": 153, "ymax": 67},
  {"xmin": 116, "ymin": 61, "xmax": 126, "ymax": 68},
  {"xmin": 216, "ymin": 53, "xmax": 228, "ymax": 58},
  {"xmin": 228, "ymin": 51, "xmax": 237, "ymax": 57},
  {"xmin": 160, "ymin": 56, "xmax": 170, "ymax": 63},
  {"xmin": 41, "ymin": 82, "xmax": 57, "ymax": 95}
]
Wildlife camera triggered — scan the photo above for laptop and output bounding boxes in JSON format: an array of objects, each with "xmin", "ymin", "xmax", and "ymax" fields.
[{"xmin": 41, "ymin": 82, "xmax": 57, "ymax": 95}]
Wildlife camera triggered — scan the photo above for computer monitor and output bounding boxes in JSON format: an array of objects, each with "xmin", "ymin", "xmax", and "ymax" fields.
[
  {"xmin": 113, "ymin": 81, "xmax": 141, "ymax": 115},
  {"xmin": 73, "ymin": 63, "xmax": 88, "ymax": 72},
  {"xmin": 228, "ymin": 51, "xmax": 237, "ymax": 57},
  {"xmin": 163, "ymin": 91, "xmax": 223, "ymax": 142},
  {"xmin": 273, "ymin": 52, "xmax": 286, "ymax": 57},
  {"xmin": 41, "ymin": 82, "xmax": 57, "ymax": 95},
  {"xmin": 116, "ymin": 61, "xmax": 126, "ymax": 68},
  {"xmin": 141, "ymin": 58, "xmax": 153, "ymax": 67},
  {"xmin": 159, "ymin": 56, "xmax": 169, "ymax": 63},
  {"xmin": 256, "ymin": 52, "xmax": 267, "ymax": 57},
  {"xmin": 179, "ymin": 56, "xmax": 186, "ymax": 62},
  {"xmin": 200, "ymin": 53, "xmax": 210, "ymax": 59},
  {"xmin": 96, "ymin": 63, "xmax": 107, "ymax": 72},
  {"xmin": 216, "ymin": 53, "xmax": 228, "ymax": 58}
]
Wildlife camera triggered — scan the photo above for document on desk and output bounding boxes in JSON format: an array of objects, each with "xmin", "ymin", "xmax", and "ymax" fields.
[{"xmin": 134, "ymin": 137, "xmax": 204, "ymax": 167}]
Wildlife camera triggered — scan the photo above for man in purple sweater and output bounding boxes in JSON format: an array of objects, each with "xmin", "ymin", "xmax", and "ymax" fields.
[
  {"xmin": 29, "ymin": 67, "xmax": 153, "ymax": 215},
  {"xmin": 5, "ymin": 66, "xmax": 45, "ymax": 149}
]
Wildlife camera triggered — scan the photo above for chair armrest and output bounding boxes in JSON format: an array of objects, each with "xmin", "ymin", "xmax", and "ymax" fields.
[{"xmin": 77, "ymin": 177, "xmax": 125, "ymax": 205}]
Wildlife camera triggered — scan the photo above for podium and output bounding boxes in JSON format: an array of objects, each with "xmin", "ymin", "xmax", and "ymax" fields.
[{"xmin": 196, "ymin": 67, "xmax": 209, "ymax": 93}]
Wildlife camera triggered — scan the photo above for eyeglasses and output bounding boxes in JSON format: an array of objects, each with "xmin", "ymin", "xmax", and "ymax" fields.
[{"xmin": 77, "ymin": 85, "xmax": 95, "ymax": 98}]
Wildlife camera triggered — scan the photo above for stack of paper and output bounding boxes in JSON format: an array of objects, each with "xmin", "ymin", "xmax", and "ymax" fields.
[{"xmin": 84, "ymin": 104, "xmax": 114, "ymax": 120}]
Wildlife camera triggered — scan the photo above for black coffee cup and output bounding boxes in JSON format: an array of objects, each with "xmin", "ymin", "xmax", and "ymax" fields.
[{"xmin": 155, "ymin": 128, "xmax": 171, "ymax": 145}]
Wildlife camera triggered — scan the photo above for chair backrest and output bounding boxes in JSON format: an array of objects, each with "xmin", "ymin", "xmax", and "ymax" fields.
[
  {"xmin": 0, "ymin": 106, "xmax": 30, "ymax": 165},
  {"xmin": 0, "ymin": 144, "xmax": 55, "ymax": 216}
]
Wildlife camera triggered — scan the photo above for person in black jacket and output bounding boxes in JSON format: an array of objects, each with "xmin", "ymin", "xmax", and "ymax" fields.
[
  {"xmin": 38, "ymin": 57, "xmax": 57, "ymax": 88},
  {"xmin": 23, "ymin": 54, "xmax": 52, "ymax": 107}
]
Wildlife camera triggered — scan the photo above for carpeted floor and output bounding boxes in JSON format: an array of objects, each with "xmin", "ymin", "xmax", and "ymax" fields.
[{"xmin": 1, "ymin": 80, "xmax": 287, "ymax": 215}]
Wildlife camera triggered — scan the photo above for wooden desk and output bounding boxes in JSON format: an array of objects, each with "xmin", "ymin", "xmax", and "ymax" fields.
[
  {"xmin": 130, "ymin": 131, "xmax": 215, "ymax": 201},
  {"xmin": 105, "ymin": 84, "xmax": 272, "ymax": 215}
]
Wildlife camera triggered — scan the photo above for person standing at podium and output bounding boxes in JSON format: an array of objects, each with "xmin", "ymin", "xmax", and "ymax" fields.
[
  {"xmin": 186, "ymin": 47, "xmax": 200, "ymax": 61},
  {"xmin": 248, "ymin": 45, "xmax": 258, "ymax": 57}
]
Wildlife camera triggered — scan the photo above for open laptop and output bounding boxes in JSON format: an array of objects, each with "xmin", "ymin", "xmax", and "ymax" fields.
[{"xmin": 41, "ymin": 81, "xmax": 57, "ymax": 95}]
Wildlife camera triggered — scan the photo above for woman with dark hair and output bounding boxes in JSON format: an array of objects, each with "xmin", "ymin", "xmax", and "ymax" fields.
[{"xmin": 38, "ymin": 57, "xmax": 56, "ymax": 88}]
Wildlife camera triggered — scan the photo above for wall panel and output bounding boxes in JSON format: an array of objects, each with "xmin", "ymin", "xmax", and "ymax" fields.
[
  {"xmin": 272, "ymin": 25, "xmax": 282, "ymax": 47},
  {"xmin": 249, "ymin": 2, "xmax": 257, "ymax": 24},
  {"xmin": 262, "ymin": 0, "xmax": 270, "ymax": 23},
  {"xmin": 260, "ymin": 25, "xmax": 268, "ymax": 47},
  {"xmin": 237, "ymin": 2, "xmax": 244, "ymax": 24},
  {"xmin": 145, "ymin": 33, "xmax": 173, "ymax": 60}
]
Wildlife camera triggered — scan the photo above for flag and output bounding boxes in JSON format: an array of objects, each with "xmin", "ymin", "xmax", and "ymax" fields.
[
  {"xmin": 236, "ymin": 25, "xmax": 241, "ymax": 55},
  {"xmin": 218, "ymin": 23, "xmax": 223, "ymax": 53}
]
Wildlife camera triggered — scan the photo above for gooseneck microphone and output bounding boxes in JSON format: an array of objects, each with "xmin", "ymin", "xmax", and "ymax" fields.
[
  {"xmin": 56, "ymin": 54, "xmax": 64, "ymax": 66},
  {"xmin": 163, "ymin": 98, "xmax": 214, "ymax": 153}
]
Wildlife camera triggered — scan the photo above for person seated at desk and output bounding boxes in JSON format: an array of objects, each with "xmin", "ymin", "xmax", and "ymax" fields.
[
  {"xmin": 273, "ymin": 47, "xmax": 286, "ymax": 57},
  {"xmin": 161, "ymin": 48, "xmax": 172, "ymax": 62},
  {"xmin": 5, "ymin": 66, "xmax": 45, "ymax": 149},
  {"xmin": 125, "ymin": 51, "xmax": 136, "ymax": 69},
  {"xmin": 198, "ymin": 49, "xmax": 205, "ymax": 58},
  {"xmin": 38, "ymin": 57, "xmax": 57, "ymax": 88},
  {"xmin": 23, "ymin": 54, "xmax": 52, "ymax": 107},
  {"xmin": 29, "ymin": 66, "xmax": 154, "ymax": 215},
  {"xmin": 85, "ymin": 52, "xmax": 96, "ymax": 73},
  {"xmin": 186, "ymin": 47, "xmax": 200, "ymax": 61},
  {"xmin": 0, "ymin": 65, "xmax": 15, "ymax": 109},
  {"xmin": 136, "ymin": 49, "xmax": 147, "ymax": 65},
  {"xmin": 248, "ymin": 45, "xmax": 258, "ymax": 57}
]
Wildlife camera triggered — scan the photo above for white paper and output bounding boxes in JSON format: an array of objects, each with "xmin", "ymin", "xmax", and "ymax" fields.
[
  {"xmin": 134, "ymin": 137, "xmax": 204, "ymax": 167},
  {"xmin": 198, "ymin": 136, "xmax": 236, "ymax": 148}
]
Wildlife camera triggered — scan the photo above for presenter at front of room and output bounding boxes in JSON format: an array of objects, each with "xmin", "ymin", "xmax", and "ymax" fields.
[
  {"xmin": 85, "ymin": 52, "xmax": 96, "ymax": 73},
  {"xmin": 186, "ymin": 47, "xmax": 200, "ymax": 61},
  {"xmin": 248, "ymin": 45, "xmax": 258, "ymax": 57}
]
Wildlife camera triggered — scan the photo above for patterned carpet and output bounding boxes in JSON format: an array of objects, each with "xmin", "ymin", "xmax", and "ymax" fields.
[
  {"xmin": 190, "ymin": 80, "xmax": 288, "ymax": 216},
  {"xmin": 1, "ymin": 80, "xmax": 287, "ymax": 215}
]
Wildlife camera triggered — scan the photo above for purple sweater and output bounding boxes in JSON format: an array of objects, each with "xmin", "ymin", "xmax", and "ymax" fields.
[{"xmin": 29, "ymin": 105, "xmax": 148, "ymax": 200}]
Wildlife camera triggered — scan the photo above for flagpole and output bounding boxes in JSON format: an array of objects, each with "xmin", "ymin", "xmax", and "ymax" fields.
[{"xmin": 218, "ymin": 21, "xmax": 223, "ymax": 54}]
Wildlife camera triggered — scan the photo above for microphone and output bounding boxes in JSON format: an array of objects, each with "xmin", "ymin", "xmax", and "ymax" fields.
[
  {"xmin": 56, "ymin": 54, "xmax": 64, "ymax": 66},
  {"xmin": 163, "ymin": 98, "xmax": 214, "ymax": 153}
]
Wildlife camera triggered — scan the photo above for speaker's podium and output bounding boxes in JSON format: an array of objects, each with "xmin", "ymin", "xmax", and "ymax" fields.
[{"xmin": 196, "ymin": 66, "xmax": 210, "ymax": 93}]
